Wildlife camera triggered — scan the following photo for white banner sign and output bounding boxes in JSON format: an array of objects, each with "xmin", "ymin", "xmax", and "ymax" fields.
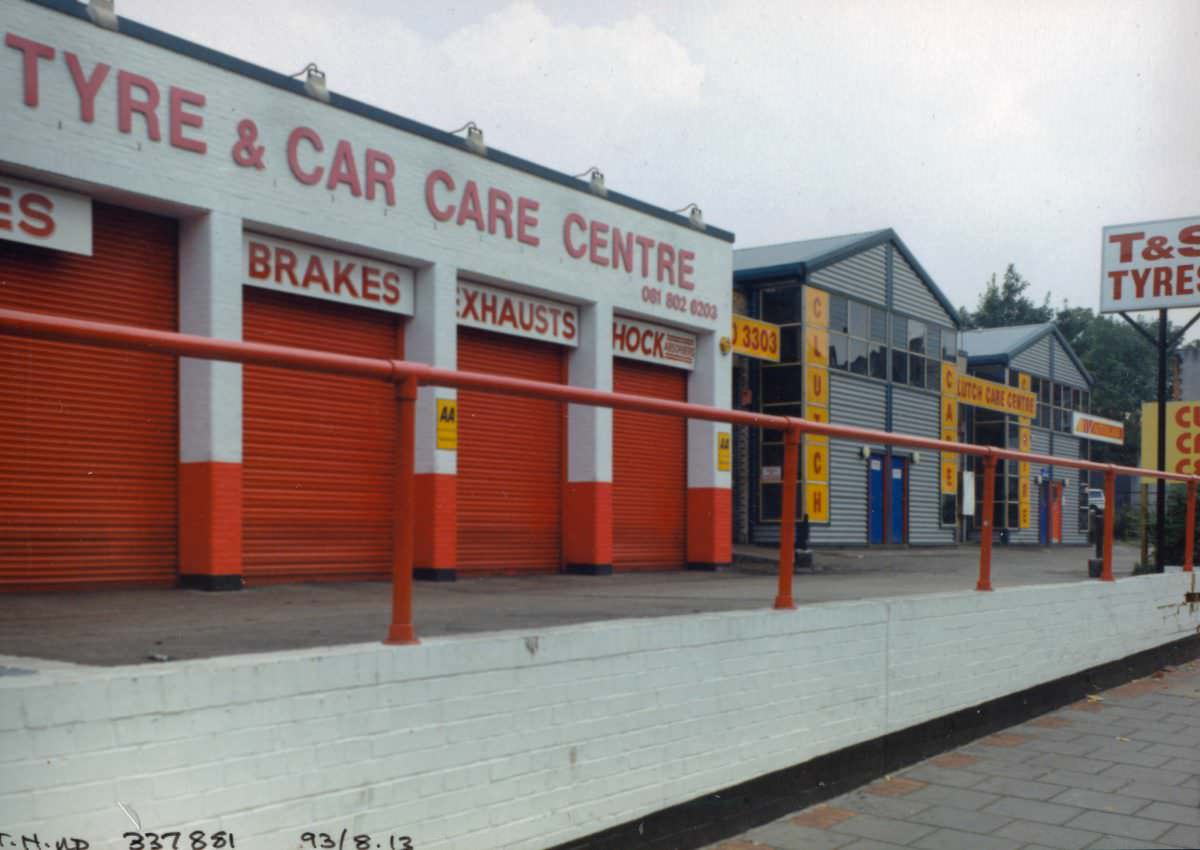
[
  {"xmin": 244, "ymin": 233, "xmax": 414, "ymax": 315},
  {"xmin": 612, "ymin": 316, "xmax": 696, "ymax": 370},
  {"xmin": 456, "ymin": 280, "xmax": 578, "ymax": 346},
  {"xmin": 1101, "ymin": 215, "xmax": 1200, "ymax": 313},
  {"xmin": 0, "ymin": 174, "xmax": 91, "ymax": 256}
]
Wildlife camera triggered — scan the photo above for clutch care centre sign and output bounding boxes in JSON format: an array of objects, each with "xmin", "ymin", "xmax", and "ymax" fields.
[{"xmin": 1101, "ymin": 216, "xmax": 1200, "ymax": 313}]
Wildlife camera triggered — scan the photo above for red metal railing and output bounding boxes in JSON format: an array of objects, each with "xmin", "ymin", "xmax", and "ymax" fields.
[{"xmin": 2, "ymin": 306, "xmax": 1196, "ymax": 643}]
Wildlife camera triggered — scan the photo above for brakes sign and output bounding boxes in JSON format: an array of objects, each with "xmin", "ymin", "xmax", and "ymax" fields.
[{"xmin": 1101, "ymin": 216, "xmax": 1200, "ymax": 313}]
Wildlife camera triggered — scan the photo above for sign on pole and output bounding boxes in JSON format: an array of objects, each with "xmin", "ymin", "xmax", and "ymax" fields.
[{"xmin": 1101, "ymin": 216, "xmax": 1200, "ymax": 314}]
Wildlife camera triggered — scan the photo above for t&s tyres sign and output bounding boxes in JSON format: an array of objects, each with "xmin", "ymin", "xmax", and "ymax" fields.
[{"xmin": 1101, "ymin": 216, "xmax": 1200, "ymax": 313}]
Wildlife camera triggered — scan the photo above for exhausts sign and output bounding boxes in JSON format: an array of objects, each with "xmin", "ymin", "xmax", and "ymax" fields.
[{"xmin": 1101, "ymin": 216, "xmax": 1200, "ymax": 313}]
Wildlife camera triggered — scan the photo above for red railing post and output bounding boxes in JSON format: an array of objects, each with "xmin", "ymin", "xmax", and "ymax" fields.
[
  {"xmin": 385, "ymin": 375, "xmax": 420, "ymax": 645},
  {"xmin": 1101, "ymin": 467, "xmax": 1116, "ymax": 582},
  {"xmin": 1186, "ymin": 480, "xmax": 1196, "ymax": 573},
  {"xmin": 775, "ymin": 424, "xmax": 800, "ymax": 610},
  {"xmin": 977, "ymin": 453, "xmax": 996, "ymax": 591}
]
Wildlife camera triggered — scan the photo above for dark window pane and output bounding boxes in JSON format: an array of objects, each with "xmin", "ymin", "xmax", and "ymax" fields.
[
  {"xmin": 1008, "ymin": 369, "xmax": 1021, "ymax": 387},
  {"xmin": 761, "ymin": 365, "xmax": 803, "ymax": 403},
  {"xmin": 870, "ymin": 307, "xmax": 888, "ymax": 342},
  {"xmin": 1040, "ymin": 380, "xmax": 1050, "ymax": 402},
  {"xmin": 779, "ymin": 327, "xmax": 801, "ymax": 363},
  {"xmin": 927, "ymin": 327, "xmax": 941, "ymax": 362},
  {"xmin": 849, "ymin": 301, "xmax": 869, "ymax": 339},
  {"xmin": 1072, "ymin": 388, "xmax": 1081, "ymax": 410},
  {"xmin": 908, "ymin": 319, "xmax": 926, "ymax": 353},
  {"xmin": 926, "ymin": 358, "xmax": 941, "ymax": 389},
  {"xmin": 942, "ymin": 327, "xmax": 957, "ymax": 361},
  {"xmin": 829, "ymin": 295, "xmax": 848, "ymax": 333},
  {"xmin": 849, "ymin": 339, "xmax": 869, "ymax": 375},
  {"xmin": 994, "ymin": 501, "xmax": 1005, "ymax": 528},
  {"xmin": 1053, "ymin": 408, "xmax": 1062, "ymax": 431},
  {"xmin": 892, "ymin": 316, "xmax": 908, "ymax": 348},
  {"xmin": 892, "ymin": 348, "xmax": 908, "ymax": 384},
  {"xmin": 1053, "ymin": 383, "xmax": 1062, "ymax": 406},
  {"xmin": 869, "ymin": 343, "xmax": 887, "ymax": 379},
  {"xmin": 1037, "ymin": 404, "xmax": 1049, "ymax": 428},
  {"xmin": 761, "ymin": 483, "xmax": 781, "ymax": 520},
  {"xmin": 1081, "ymin": 391, "xmax": 1090, "ymax": 412},
  {"xmin": 829, "ymin": 333, "xmax": 848, "ymax": 370},
  {"xmin": 1007, "ymin": 503, "xmax": 1019, "ymax": 529},
  {"xmin": 910, "ymin": 354, "xmax": 926, "ymax": 388},
  {"xmin": 1007, "ymin": 420, "xmax": 1019, "ymax": 446},
  {"xmin": 761, "ymin": 444, "xmax": 783, "ymax": 466},
  {"xmin": 941, "ymin": 494, "xmax": 956, "ymax": 525},
  {"xmin": 761, "ymin": 287, "xmax": 800, "ymax": 324}
]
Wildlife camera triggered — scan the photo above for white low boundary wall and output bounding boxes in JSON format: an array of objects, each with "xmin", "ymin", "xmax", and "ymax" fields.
[{"xmin": 2, "ymin": 574, "xmax": 1196, "ymax": 850}]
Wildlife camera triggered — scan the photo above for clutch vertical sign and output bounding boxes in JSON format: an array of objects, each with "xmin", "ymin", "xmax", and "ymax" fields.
[{"xmin": 802, "ymin": 286, "xmax": 830, "ymax": 523}]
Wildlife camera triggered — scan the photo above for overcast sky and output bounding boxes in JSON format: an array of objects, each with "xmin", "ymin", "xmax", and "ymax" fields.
[{"xmin": 119, "ymin": 0, "xmax": 1199, "ymax": 323}]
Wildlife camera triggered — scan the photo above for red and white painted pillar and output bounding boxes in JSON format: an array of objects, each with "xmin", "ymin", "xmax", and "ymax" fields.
[
  {"xmin": 178, "ymin": 211, "xmax": 244, "ymax": 589},
  {"xmin": 411, "ymin": 262, "xmax": 458, "ymax": 580},
  {"xmin": 687, "ymin": 332, "xmax": 732, "ymax": 568},
  {"xmin": 565, "ymin": 302, "xmax": 614, "ymax": 574}
]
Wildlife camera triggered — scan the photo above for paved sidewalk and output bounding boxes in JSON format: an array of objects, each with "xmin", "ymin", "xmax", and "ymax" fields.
[{"xmin": 706, "ymin": 661, "xmax": 1200, "ymax": 850}]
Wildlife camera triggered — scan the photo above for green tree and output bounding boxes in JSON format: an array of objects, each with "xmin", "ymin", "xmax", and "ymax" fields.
[{"xmin": 962, "ymin": 264, "xmax": 1053, "ymax": 329}]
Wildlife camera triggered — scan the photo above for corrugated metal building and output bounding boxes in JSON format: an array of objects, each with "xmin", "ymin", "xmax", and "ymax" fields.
[
  {"xmin": 961, "ymin": 324, "xmax": 1094, "ymax": 546},
  {"xmin": 733, "ymin": 230, "xmax": 961, "ymax": 546}
]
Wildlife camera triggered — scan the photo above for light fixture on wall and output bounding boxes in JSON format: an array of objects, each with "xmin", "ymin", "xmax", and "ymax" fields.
[
  {"xmin": 449, "ymin": 121, "xmax": 486, "ymax": 155},
  {"xmin": 912, "ymin": 452, "xmax": 923, "ymax": 465},
  {"xmin": 672, "ymin": 203, "xmax": 705, "ymax": 231},
  {"xmin": 87, "ymin": 0, "xmax": 118, "ymax": 30},
  {"xmin": 719, "ymin": 336, "xmax": 732, "ymax": 355},
  {"xmin": 289, "ymin": 63, "xmax": 330, "ymax": 103},
  {"xmin": 573, "ymin": 167, "xmax": 607, "ymax": 197},
  {"xmin": 860, "ymin": 446, "xmax": 872, "ymax": 460}
]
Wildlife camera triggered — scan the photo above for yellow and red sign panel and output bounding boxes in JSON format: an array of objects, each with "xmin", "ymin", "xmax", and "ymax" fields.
[
  {"xmin": 1073, "ymin": 412, "xmax": 1125, "ymax": 445},
  {"xmin": 731, "ymin": 315, "xmax": 780, "ymax": 362},
  {"xmin": 955, "ymin": 373, "xmax": 1037, "ymax": 418},
  {"xmin": 940, "ymin": 362, "xmax": 958, "ymax": 496},
  {"xmin": 1141, "ymin": 402, "xmax": 1200, "ymax": 476},
  {"xmin": 802, "ymin": 287, "xmax": 830, "ymax": 523}
]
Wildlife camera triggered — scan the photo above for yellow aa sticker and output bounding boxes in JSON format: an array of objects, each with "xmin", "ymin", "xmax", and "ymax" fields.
[
  {"xmin": 717, "ymin": 431, "xmax": 731, "ymax": 471},
  {"xmin": 941, "ymin": 457, "xmax": 958, "ymax": 494},
  {"xmin": 436, "ymin": 399, "xmax": 458, "ymax": 450},
  {"xmin": 804, "ymin": 286, "xmax": 829, "ymax": 329},
  {"xmin": 805, "ymin": 442, "xmax": 829, "ymax": 483},
  {"xmin": 805, "ymin": 483, "xmax": 830, "ymax": 523},
  {"xmin": 806, "ymin": 366, "xmax": 828, "ymax": 405}
]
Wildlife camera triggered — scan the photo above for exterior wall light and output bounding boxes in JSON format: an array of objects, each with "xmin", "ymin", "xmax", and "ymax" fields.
[
  {"xmin": 289, "ymin": 63, "xmax": 330, "ymax": 103},
  {"xmin": 719, "ymin": 336, "xmax": 732, "ymax": 355},
  {"xmin": 449, "ymin": 122, "xmax": 486, "ymax": 155},
  {"xmin": 673, "ymin": 203, "xmax": 705, "ymax": 231},
  {"xmin": 574, "ymin": 167, "xmax": 607, "ymax": 197},
  {"xmin": 87, "ymin": 0, "xmax": 118, "ymax": 31}
]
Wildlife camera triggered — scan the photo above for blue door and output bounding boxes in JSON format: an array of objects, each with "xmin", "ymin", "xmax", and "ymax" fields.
[
  {"xmin": 890, "ymin": 456, "xmax": 907, "ymax": 543},
  {"xmin": 868, "ymin": 453, "xmax": 885, "ymax": 544}
]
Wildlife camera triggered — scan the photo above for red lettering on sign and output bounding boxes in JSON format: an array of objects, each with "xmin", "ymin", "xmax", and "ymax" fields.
[
  {"xmin": 487, "ymin": 188, "xmax": 513, "ymax": 238},
  {"xmin": 517, "ymin": 197, "xmax": 540, "ymax": 246},
  {"xmin": 678, "ymin": 249, "xmax": 695, "ymax": 290},
  {"xmin": 589, "ymin": 220, "xmax": 609, "ymax": 267},
  {"xmin": 247, "ymin": 240, "xmax": 270, "ymax": 278},
  {"xmin": 168, "ymin": 86, "xmax": 206, "ymax": 154},
  {"xmin": 382, "ymin": 272, "xmax": 401, "ymax": 305},
  {"xmin": 287, "ymin": 127, "xmax": 324, "ymax": 186},
  {"xmin": 1109, "ymin": 231, "xmax": 1144, "ymax": 263},
  {"xmin": 563, "ymin": 213, "xmax": 587, "ymax": 259},
  {"xmin": 456, "ymin": 180, "xmax": 484, "ymax": 230},
  {"xmin": 117, "ymin": 70, "xmax": 161, "ymax": 141},
  {"xmin": 364, "ymin": 149, "xmax": 395, "ymax": 206},
  {"xmin": 656, "ymin": 242, "xmax": 675, "ymax": 285},
  {"xmin": 333, "ymin": 260, "xmax": 358, "ymax": 297},
  {"xmin": 612, "ymin": 228, "xmax": 634, "ymax": 273},
  {"xmin": 326, "ymin": 140, "xmax": 363, "ymax": 197},
  {"xmin": 5, "ymin": 33, "xmax": 54, "ymax": 108},
  {"xmin": 1154, "ymin": 266, "xmax": 1173, "ymax": 297},
  {"xmin": 1181, "ymin": 226, "xmax": 1200, "ymax": 258},
  {"xmin": 17, "ymin": 192, "xmax": 54, "ymax": 238},
  {"xmin": 64, "ymin": 52, "xmax": 109, "ymax": 123},
  {"xmin": 425, "ymin": 170, "xmax": 455, "ymax": 222},
  {"xmin": 275, "ymin": 248, "xmax": 298, "ymax": 286},
  {"xmin": 301, "ymin": 254, "xmax": 330, "ymax": 292}
]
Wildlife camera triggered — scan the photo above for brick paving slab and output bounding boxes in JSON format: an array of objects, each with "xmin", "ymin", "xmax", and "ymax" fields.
[
  {"xmin": 744, "ymin": 821, "xmax": 856, "ymax": 850},
  {"xmin": 906, "ymin": 804, "xmax": 1012, "ymax": 834},
  {"xmin": 704, "ymin": 664, "xmax": 1200, "ymax": 850},
  {"xmin": 1065, "ymin": 809, "xmax": 1173, "ymax": 841},
  {"xmin": 982, "ymin": 796, "xmax": 1083, "ymax": 825}
]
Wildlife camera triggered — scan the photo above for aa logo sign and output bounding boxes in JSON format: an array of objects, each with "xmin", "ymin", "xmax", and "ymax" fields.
[
  {"xmin": 717, "ymin": 432, "xmax": 731, "ymax": 471},
  {"xmin": 436, "ymin": 399, "xmax": 458, "ymax": 450}
]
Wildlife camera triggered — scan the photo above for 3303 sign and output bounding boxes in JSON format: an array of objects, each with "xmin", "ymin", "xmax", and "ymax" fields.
[{"xmin": 731, "ymin": 315, "xmax": 780, "ymax": 362}]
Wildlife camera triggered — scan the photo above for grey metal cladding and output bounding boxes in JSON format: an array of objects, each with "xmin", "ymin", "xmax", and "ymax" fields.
[
  {"xmin": 1032, "ymin": 428, "xmax": 1051, "ymax": 456},
  {"xmin": 811, "ymin": 440, "xmax": 868, "ymax": 545},
  {"xmin": 830, "ymin": 372, "xmax": 887, "ymax": 431},
  {"xmin": 1051, "ymin": 336, "xmax": 1088, "ymax": 387},
  {"xmin": 892, "ymin": 251, "xmax": 955, "ymax": 326},
  {"xmin": 893, "ymin": 387, "xmax": 953, "ymax": 544},
  {"xmin": 1011, "ymin": 335, "xmax": 1051, "ymax": 378},
  {"xmin": 809, "ymin": 244, "xmax": 887, "ymax": 304},
  {"xmin": 1053, "ymin": 434, "xmax": 1086, "ymax": 544}
]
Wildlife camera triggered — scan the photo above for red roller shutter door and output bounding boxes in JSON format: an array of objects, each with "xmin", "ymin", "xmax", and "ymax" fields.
[
  {"xmin": 0, "ymin": 203, "xmax": 179, "ymax": 589},
  {"xmin": 457, "ymin": 327, "xmax": 565, "ymax": 571},
  {"xmin": 243, "ymin": 288, "xmax": 403, "ymax": 582},
  {"xmin": 613, "ymin": 359, "xmax": 687, "ymax": 569}
]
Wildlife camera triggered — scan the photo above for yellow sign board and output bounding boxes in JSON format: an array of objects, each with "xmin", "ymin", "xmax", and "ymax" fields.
[
  {"xmin": 717, "ymin": 431, "xmax": 732, "ymax": 471},
  {"xmin": 805, "ymin": 442, "xmax": 829, "ymax": 483},
  {"xmin": 804, "ymin": 327, "xmax": 829, "ymax": 368},
  {"xmin": 955, "ymin": 373, "xmax": 1037, "ymax": 418},
  {"xmin": 731, "ymin": 315, "xmax": 780, "ymax": 362},
  {"xmin": 805, "ymin": 483, "xmax": 830, "ymax": 523},
  {"xmin": 436, "ymin": 399, "xmax": 458, "ymax": 450},
  {"xmin": 941, "ymin": 457, "xmax": 958, "ymax": 494},
  {"xmin": 804, "ymin": 287, "xmax": 830, "ymax": 328},
  {"xmin": 1141, "ymin": 402, "xmax": 1200, "ymax": 478}
]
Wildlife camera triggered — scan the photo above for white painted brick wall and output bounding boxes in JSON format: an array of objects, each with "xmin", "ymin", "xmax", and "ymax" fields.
[{"xmin": 1, "ymin": 574, "xmax": 1196, "ymax": 850}]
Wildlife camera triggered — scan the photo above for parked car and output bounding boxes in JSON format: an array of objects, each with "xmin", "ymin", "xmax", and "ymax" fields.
[{"xmin": 1086, "ymin": 488, "xmax": 1106, "ymax": 512}]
